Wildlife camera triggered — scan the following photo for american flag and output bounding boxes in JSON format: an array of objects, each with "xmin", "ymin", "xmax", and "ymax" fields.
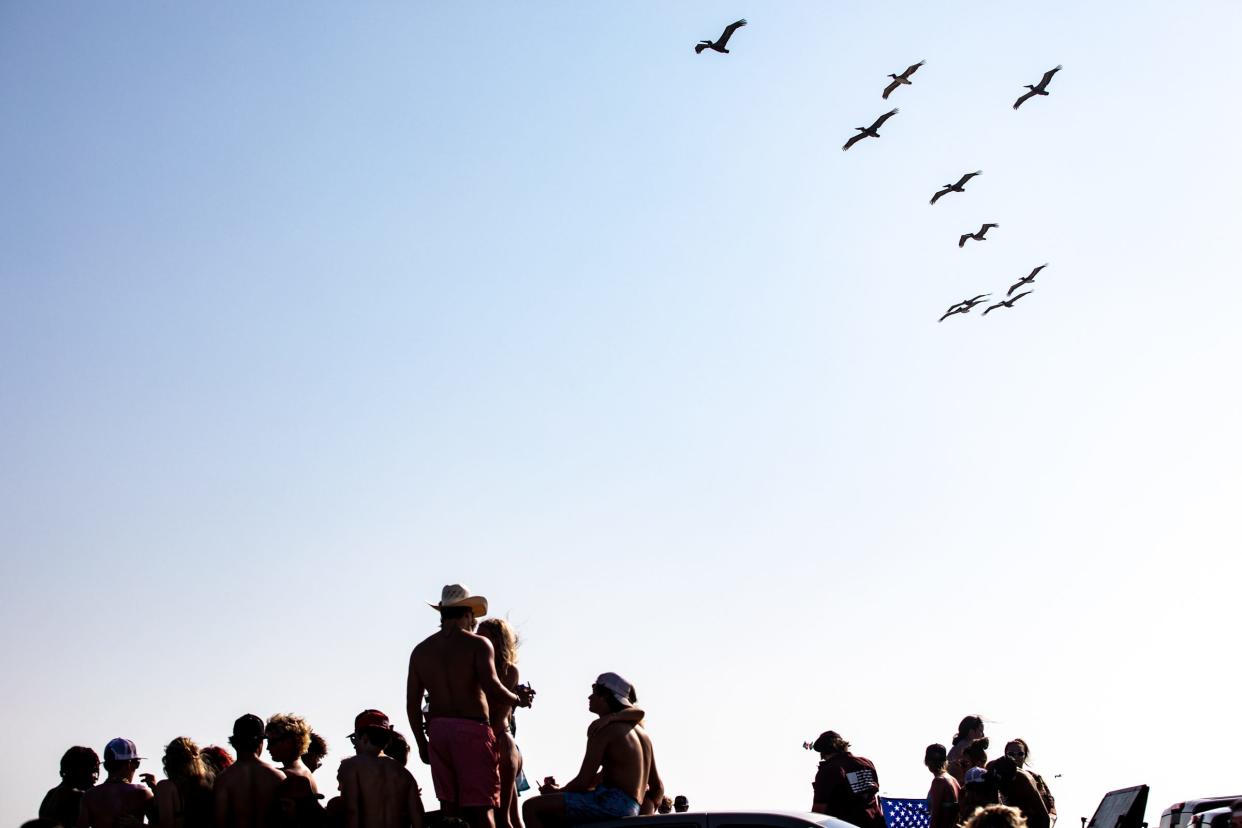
[{"xmin": 880, "ymin": 797, "xmax": 931, "ymax": 828}]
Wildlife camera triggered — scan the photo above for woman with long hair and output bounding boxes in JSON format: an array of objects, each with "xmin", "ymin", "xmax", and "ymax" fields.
[
  {"xmin": 477, "ymin": 617, "xmax": 525, "ymax": 828},
  {"xmin": 1005, "ymin": 740, "xmax": 1056, "ymax": 824},
  {"xmin": 155, "ymin": 737, "xmax": 214, "ymax": 828},
  {"xmin": 925, "ymin": 744, "xmax": 961, "ymax": 828},
  {"xmin": 947, "ymin": 715, "xmax": 985, "ymax": 785}
]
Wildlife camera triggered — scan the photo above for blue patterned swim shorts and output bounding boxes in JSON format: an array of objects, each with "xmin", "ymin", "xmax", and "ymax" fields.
[{"xmin": 563, "ymin": 786, "xmax": 641, "ymax": 822}]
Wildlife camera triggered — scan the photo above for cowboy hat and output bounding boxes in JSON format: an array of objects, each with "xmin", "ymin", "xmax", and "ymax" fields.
[{"xmin": 428, "ymin": 583, "xmax": 488, "ymax": 617}]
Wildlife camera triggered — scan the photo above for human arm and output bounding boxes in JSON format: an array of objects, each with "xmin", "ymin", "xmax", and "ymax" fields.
[
  {"xmin": 156, "ymin": 781, "xmax": 177, "ymax": 828},
  {"xmin": 340, "ymin": 762, "xmax": 361, "ymax": 828},
  {"xmin": 407, "ymin": 772, "xmax": 425, "ymax": 828},
  {"xmin": 406, "ymin": 652, "xmax": 429, "ymax": 765},
  {"xmin": 811, "ymin": 761, "xmax": 835, "ymax": 815},
  {"xmin": 474, "ymin": 638, "xmax": 523, "ymax": 710},
  {"xmin": 640, "ymin": 746, "xmax": 665, "ymax": 815},
  {"xmin": 559, "ymin": 729, "xmax": 609, "ymax": 793}
]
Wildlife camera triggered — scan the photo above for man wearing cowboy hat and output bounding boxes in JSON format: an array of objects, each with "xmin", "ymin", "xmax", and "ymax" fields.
[{"xmin": 406, "ymin": 585, "xmax": 534, "ymax": 828}]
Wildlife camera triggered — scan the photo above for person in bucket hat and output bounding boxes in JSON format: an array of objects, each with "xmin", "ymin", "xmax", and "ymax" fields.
[
  {"xmin": 78, "ymin": 739, "xmax": 154, "ymax": 828},
  {"xmin": 406, "ymin": 585, "xmax": 535, "ymax": 828}
]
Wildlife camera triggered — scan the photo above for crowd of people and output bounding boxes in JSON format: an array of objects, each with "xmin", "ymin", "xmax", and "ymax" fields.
[
  {"xmin": 803, "ymin": 715, "xmax": 1057, "ymax": 828},
  {"xmin": 40, "ymin": 583, "xmax": 1204, "ymax": 828},
  {"xmin": 24, "ymin": 585, "xmax": 689, "ymax": 828}
]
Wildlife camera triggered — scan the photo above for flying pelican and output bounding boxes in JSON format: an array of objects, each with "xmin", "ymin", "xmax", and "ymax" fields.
[
  {"xmin": 939, "ymin": 294, "xmax": 990, "ymax": 322},
  {"xmin": 1013, "ymin": 65, "xmax": 1062, "ymax": 109},
  {"xmin": 930, "ymin": 171, "xmax": 981, "ymax": 205},
  {"xmin": 958, "ymin": 223, "xmax": 999, "ymax": 248},
  {"xmin": 1008, "ymin": 264, "xmax": 1047, "ymax": 295},
  {"xmin": 882, "ymin": 60, "xmax": 925, "ymax": 99},
  {"xmin": 695, "ymin": 19, "xmax": 748, "ymax": 54},
  {"xmin": 983, "ymin": 291, "xmax": 1033, "ymax": 315},
  {"xmin": 842, "ymin": 108, "xmax": 899, "ymax": 151}
]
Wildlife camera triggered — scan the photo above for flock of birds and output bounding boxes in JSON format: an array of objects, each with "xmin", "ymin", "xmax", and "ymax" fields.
[{"xmin": 694, "ymin": 19, "xmax": 1064, "ymax": 325}]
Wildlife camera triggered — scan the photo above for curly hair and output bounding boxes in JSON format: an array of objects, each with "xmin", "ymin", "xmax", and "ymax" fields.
[
  {"xmin": 60, "ymin": 746, "xmax": 100, "ymax": 781},
  {"xmin": 964, "ymin": 805, "xmax": 1027, "ymax": 828},
  {"xmin": 266, "ymin": 714, "xmax": 312, "ymax": 756},
  {"xmin": 162, "ymin": 737, "xmax": 209, "ymax": 784},
  {"xmin": 476, "ymin": 618, "xmax": 520, "ymax": 667}
]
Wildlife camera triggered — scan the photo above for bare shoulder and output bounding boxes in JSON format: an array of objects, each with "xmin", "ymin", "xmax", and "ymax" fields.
[{"xmin": 412, "ymin": 631, "xmax": 443, "ymax": 657}]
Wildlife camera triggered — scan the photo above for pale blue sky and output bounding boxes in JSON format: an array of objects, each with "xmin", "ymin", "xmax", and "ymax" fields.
[{"xmin": 3, "ymin": 2, "xmax": 1240, "ymax": 825}]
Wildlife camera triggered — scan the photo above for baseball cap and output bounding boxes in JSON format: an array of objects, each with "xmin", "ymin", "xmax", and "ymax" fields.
[
  {"xmin": 232, "ymin": 714, "xmax": 266, "ymax": 740},
  {"xmin": 351, "ymin": 709, "xmax": 392, "ymax": 735},
  {"xmin": 103, "ymin": 738, "xmax": 144, "ymax": 762},
  {"xmin": 594, "ymin": 672, "xmax": 634, "ymax": 707}
]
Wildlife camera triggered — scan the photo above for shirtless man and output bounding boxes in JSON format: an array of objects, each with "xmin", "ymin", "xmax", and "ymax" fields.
[
  {"xmin": 266, "ymin": 714, "xmax": 318, "ymax": 793},
  {"xmin": 338, "ymin": 709, "xmax": 424, "ymax": 828},
  {"xmin": 406, "ymin": 585, "xmax": 533, "ymax": 828},
  {"xmin": 42, "ymin": 746, "xmax": 99, "ymax": 828},
  {"xmin": 522, "ymin": 673, "xmax": 662, "ymax": 828},
  {"xmin": 77, "ymin": 739, "xmax": 154, "ymax": 828},
  {"xmin": 214, "ymin": 714, "xmax": 286, "ymax": 828}
]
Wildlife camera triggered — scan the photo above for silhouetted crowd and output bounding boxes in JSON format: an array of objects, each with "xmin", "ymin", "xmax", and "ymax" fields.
[
  {"xmin": 804, "ymin": 715, "xmax": 1056, "ymax": 828},
  {"xmin": 24, "ymin": 585, "xmax": 693, "ymax": 828}
]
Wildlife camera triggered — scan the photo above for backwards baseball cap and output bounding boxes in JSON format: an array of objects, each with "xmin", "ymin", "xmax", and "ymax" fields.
[
  {"xmin": 103, "ymin": 738, "xmax": 144, "ymax": 762},
  {"xmin": 351, "ymin": 709, "xmax": 393, "ymax": 736},
  {"xmin": 232, "ymin": 714, "xmax": 266, "ymax": 740},
  {"xmin": 594, "ymin": 672, "xmax": 635, "ymax": 707}
]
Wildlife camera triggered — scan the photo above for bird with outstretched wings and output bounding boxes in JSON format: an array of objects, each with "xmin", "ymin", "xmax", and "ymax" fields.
[
  {"xmin": 929, "ymin": 171, "xmax": 982, "ymax": 205},
  {"xmin": 696, "ymin": 19, "xmax": 748, "ymax": 54},
  {"xmin": 939, "ymin": 294, "xmax": 990, "ymax": 322},
  {"xmin": 842, "ymin": 108, "xmax": 899, "ymax": 151},
  {"xmin": 983, "ymin": 291, "xmax": 1033, "ymax": 315},
  {"xmin": 1014, "ymin": 65, "xmax": 1062, "ymax": 109},
  {"xmin": 959, "ymin": 223, "xmax": 999, "ymax": 247},
  {"xmin": 882, "ymin": 60, "xmax": 925, "ymax": 99},
  {"xmin": 1008, "ymin": 264, "xmax": 1047, "ymax": 295}
]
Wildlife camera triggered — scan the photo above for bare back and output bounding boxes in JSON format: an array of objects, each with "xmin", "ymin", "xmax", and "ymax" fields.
[
  {"xmin": 597, "ymin": 724, "xmax": 654, "ymax": 804},
  {"xmin": 410, "ymin": 628, "xmax": 491, "ymax": 719},
  {"xmin": 339, "ymin": 754, "xmax": 421, "ymax": 828},
  {"xmin": 214, "ymin": 759, "xmax": 285, "ymax": 828},
  {"xmin": 78, "ymin": 781, "xmax": 152, "ymax": 828}
]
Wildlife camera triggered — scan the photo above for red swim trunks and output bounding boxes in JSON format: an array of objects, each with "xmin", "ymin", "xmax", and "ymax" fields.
[{"xmin": 428, "ymin": 717, "xmax": 500, "ymax": 808}]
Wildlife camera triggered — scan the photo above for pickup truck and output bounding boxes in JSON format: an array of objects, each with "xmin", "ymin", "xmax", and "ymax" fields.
[{"xmin": 586, "ymin": 811, "xmax": 860, "ymax": 828}]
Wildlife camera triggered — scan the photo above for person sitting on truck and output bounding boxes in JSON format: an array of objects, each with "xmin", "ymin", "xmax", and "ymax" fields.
[{"xmin": 522, "ymin": 673, "xmax": 662, "ymax": 828}]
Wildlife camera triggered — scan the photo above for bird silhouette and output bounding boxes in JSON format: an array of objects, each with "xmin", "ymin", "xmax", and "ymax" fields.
[
  {"xmin": 696, "ymin": 19, "xmax": 747, "ymax": 54},
  {"xmin": 842, "ymin": 108, "xmax": 899, "ymax": 151},
  {"xmin": 1014, "ymin": 65, "xmax": 1062, "ymax": 109},
  {"xmin": 939, "ymin": 294, "xmax": 990, "ymax": 322},
  {"xmin": 930, "ymin": 171, "xmax": 982, "ymax": 205},
  {"xmin": 882, "ymin": 60, "xmax": 925, "ymax": 99},
  {"xmin": 958, "ymin": 223, "xmax": 999, "ymax": 248},
  {"xmin": 983, "ymin": 291, "xmax": 1033, "ymax": 315},
  {"xmin": 1008, "ymin": 264, "xmax": 1047, "ymax": 295}
]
